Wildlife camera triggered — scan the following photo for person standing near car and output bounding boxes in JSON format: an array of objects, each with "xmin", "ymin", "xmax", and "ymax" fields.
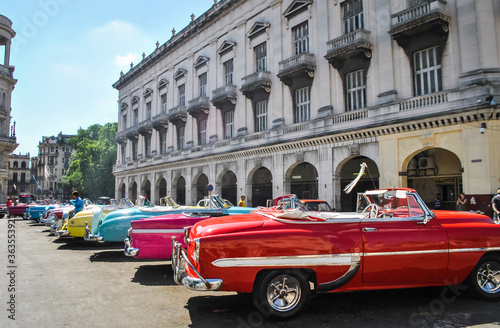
[
  {"xmin": 491, "ymin": 188, "xmax": 500, "ymax": 224},
  {"xmin": 70, "ymin": 191, "xmax": 84, "ymax": 218},
  {"xmin": 238, "ymin": 195, "xmax": 246, "ymax": 207},
  {"xmin": 6, "ymin": 197, "xmax": 12, "ymax": 207},
  {"xmin": 456, "ymin": 192, "xmax": 467, "ymax": 211}
]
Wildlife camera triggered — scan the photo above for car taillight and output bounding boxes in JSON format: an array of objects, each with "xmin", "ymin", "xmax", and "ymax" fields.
[
  {"xmin": 193, "ymin": 238, "xmax": 200, "ymax": 263},
  {"xmin": 128, "ymin": 227, "xmax": 132, "ymax": 238}
]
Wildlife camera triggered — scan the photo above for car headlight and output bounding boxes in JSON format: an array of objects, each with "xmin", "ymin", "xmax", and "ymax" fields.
[{"xmin": 193, "ymin": 238, "xmax": 200, "ymax": 263}]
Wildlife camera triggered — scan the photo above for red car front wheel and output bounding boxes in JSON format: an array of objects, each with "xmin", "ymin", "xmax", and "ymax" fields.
[
  {"xmin": 253, "ymin": 270, "xmax": 310, "ymax": 318},
  {"xmin": 468, "ymin": 255, "xmax": 500, "ymax": 301}
]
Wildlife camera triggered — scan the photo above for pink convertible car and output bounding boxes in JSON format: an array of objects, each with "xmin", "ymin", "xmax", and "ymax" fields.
[{"xmin": 124, "ymin": 195, "xmax": 257, "ymax": 260}]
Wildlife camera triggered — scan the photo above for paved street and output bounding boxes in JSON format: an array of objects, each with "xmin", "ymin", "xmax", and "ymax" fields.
[{"xmin": 1, "ymin": 218, "xmax": 500, "ymax": 328}]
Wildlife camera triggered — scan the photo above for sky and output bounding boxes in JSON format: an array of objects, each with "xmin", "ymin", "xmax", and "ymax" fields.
[{"xmin": 2, "ymin": 0, "xmax": 215, "ymax": 156}]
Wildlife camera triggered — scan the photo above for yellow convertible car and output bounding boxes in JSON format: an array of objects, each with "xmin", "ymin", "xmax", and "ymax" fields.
[{"xmin": 55, "ymin": 198, "xmax": 134, "ymax": 239}]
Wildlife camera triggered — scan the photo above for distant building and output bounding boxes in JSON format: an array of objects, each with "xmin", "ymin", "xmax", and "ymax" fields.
[
  {"xmin": 8, "ymin": 153, "xmax": 32, "ymax": 198},
  {"xmin": 0, "ymin": 15, "xmax": 19, "ymax": 202},
  {"xmin": 113, "ymin": 0, "xmax": 500, "ymax": 213},
  {"xmin": 33, "ymin": 132, "xmax": 75, "ymax": 202}
]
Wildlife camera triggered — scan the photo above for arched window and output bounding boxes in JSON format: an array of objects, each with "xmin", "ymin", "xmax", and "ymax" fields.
[
  {"xmin": 13, "ymin": 161, "xmax": 18, "ymax": 168},
  {"xmin": 21, "ymin": 161, "xmax": 27, "ymax": 168}
]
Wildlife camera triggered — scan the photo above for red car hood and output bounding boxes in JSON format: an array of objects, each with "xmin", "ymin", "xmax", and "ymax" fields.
[
  {"xmin": 191, "ymin": 213, "xmax": 265, "ymax": 237},
  {"xmin": 433, "ymin": 210, "xmax": 494, "ymax": 224}
]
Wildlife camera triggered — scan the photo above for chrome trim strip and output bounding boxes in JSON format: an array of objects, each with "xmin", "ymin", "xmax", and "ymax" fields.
[
  {"xmin": 68, "ymin": 225, "xmax": 87, "ymax": 228},
  {"xmin": 212, "ymin": 253, "xmax": 361, "ymax": 268},
  {"xmin": 133, "ymin": 229, "xmax": 184, "ymax": 234},
  {"xmin": 360, "ymin": 217, "xmax": 426, "ymax": 223},
  {"xmin": 449, "ymin": 247, "xmax": 500, "ymax": 253},
  {"xmin": 210, "ymin": 247, "xmax": 500, "ymax": 267},
  {"xmin": 364, "ymin": 249, "xmax": 449, "ymax": 257},
  {"xmin": 365, "ymin": 247, "xmax": 500, "ymax": 257},
  {"xmin": 318, "ymin": 262, "xmax": 360, "ymax": 292}
]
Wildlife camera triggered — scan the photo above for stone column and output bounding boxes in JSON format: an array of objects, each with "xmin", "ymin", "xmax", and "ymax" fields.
[{"xmin": 4, "ymin": 40, "xmax": 10, "ymax": 66}]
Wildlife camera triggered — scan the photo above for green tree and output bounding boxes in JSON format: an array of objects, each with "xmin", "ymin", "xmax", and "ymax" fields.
[{"xmin": 65, "ymin": 123, "xmax": 117, "ymax": 200}]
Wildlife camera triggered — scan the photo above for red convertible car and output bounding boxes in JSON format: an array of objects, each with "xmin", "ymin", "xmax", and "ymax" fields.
[{"xmin": 172, "ymin": 188, "xmax": 500, "ymax": 318}]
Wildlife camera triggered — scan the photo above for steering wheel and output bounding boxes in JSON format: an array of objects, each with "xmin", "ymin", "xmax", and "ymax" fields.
[{"xmin": 362, "ymin": 204, "xmax": 379, "ymax": 218}]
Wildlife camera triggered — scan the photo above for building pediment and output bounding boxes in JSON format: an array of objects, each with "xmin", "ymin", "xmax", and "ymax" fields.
[
  {"xmin": 174, "ymin": 68, "xmax": 187, "ymax": 80},
  {"xmin": 283, "ymin": 0, "xmax": 312, "ymax": 18},
  {"xmin": 194, "ymin": 56, "xmax": 209, "ymax": 69},
  {"xmin": 247, "ymin": 22, "xmax": 270, "ymax": 39},
  {"xmin": 143, "ymin": 88, "xmax": 153, "ymax": 98},
  {"xmin": 218, "ymin": 41, "xmax": 236, "ymax": 56},
  {"xmin": 158, "ymin": 78, "xmax": 169, "ymax": 90}
]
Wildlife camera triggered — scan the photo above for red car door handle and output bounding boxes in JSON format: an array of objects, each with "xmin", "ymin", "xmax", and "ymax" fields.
[{"xmin": 363, "ymin": 227, "xmax": 377, "ymax": 232}]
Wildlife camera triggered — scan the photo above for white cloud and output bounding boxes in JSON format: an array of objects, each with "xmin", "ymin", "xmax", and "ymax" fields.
[
  {"xmin": 91, "ymin": 20, "xmax": 138, "ymax": 36},
  {"xmin": 115, "ymin": 53, "xmax": 138, "ymax": 66}
]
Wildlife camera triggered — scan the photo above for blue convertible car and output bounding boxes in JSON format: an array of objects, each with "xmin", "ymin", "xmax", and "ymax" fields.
[{"xmin": 84, "ymin": 195, "xmax": 256, "ymax": 243}]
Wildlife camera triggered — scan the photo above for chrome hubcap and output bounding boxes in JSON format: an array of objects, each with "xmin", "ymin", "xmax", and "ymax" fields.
[
  {"xmin": 477, "ymin": 262, "xmax": 500, "ymax": 294},
  {"xmin": 266, "ymin": 275, "xmax": 301, "ymax": 312}
]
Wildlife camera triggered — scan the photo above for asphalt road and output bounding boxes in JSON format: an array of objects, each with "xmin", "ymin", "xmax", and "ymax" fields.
[{"xmin": 1, "ymin": 218, "xmax": 500, "ymax": 328}]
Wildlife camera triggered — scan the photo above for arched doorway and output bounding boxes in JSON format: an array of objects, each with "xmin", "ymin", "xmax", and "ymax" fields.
[
  {"xmin": 119, "ymin": 183, "xmax": 126, "ymax": 199},
  {"xmin": 141, "ymin": 180, "xmax": 151, "ymax": 202},
  {"xmin": 340, "ymin": 157, "xmax": 379, "ymax": 212},
  {"xmin": 252, "ymin": 167, "xmax": 273, "ymax": 206},
  {"xmin": 406, "ymin": 148, "xmax": 462, "ymax": 210},
  {"xmin": 157, "ymin": 178, "xmax": 167, "ymax": 204},
  {"xmin": 175, "ymin": 176, "xmax": 186, "ymax": 205},
  {"xmin": 196, "ymin": 174, "xmax": 209, "ymax": 202},
  {"xmin": 289, "ymin": 162, "xmax": 318, "ymax": 199},
  {"xmin": 220, "ymin": 171, "xmax": 237, "ymax": 205},
  {"xmin": 129, "ymin": 181, "xmax": 138, "ymax": 204}
]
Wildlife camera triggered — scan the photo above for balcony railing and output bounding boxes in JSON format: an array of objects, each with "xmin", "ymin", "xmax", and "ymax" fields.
[
  {"xmin": 399, "ymin": 92, "xmax": 448, "ymax": 112},
  {"xmin": 391, "ymin": 0, "xmax": 447, "ymax": 27},
  {"xmin": 325, "ymin": 29, "xmax": 373, "ymax": 68},
  {"xmin": 327, "ymin": 29, "xmax": 372, "ymax": 53},
  {"xmin": 125, "ymin": 125, "xmax": 139, "ymax": 140},
  {"xmin": 167, "ymin": 106, "xmax": 187, "ymax": 125},
  {"xmin": 152, "ymin": 112, "xmax": 169, "ymax": 131},
  {"xmin": 277, "ymin": 53, "xmax": 316, "ymax": 84},
  {"xmin": 187, "ymin": 96, "xmax": 210, "ymax": 117},
  {"xmin": 332, "ymin": 108, "xmax": 369, "ymax": 124},
  {"xmin": 138, "ymin": 120, "xmax": 153, "ymax": 135},
  {"xmin": 278, "ymin": 53, "xmax": 315, "ymax": 74},
  {"xmin": 115, "ymin": 130, "xmax": 127, "ymax": 143},
  {"xmin": 0, "ymin": 15, "xmax": 13, "ymax": 28},
  {"xmin": 240, "ymin": 71, "xmax": 272, "ymax": 98},
  {"xmin": 0, "ymin": 65, "xmax": 14, "ymax": 79},
  {"xmin": 211, "ymin": 85, "xmax": 238, "ymax": 109}
]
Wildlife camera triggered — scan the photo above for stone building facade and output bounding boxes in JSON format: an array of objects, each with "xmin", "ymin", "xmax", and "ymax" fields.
[
  {"xmin": 8, "ymin": 153, "xmax": 33, "ymax": 197},
  {"xmin": 32, "ymin": 133, "xmax": 75, "ymax": 202},
  {"xmin": 0, "ymin": 14, "xmax": 18, "ymax": 202},
  {"xmin": 113, "ymin": 0, "xmax": 500, "ymax": 213}
]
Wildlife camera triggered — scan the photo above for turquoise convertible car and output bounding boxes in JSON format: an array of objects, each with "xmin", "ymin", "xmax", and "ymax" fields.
[{"xmin": 84, "ymin": 195, "xmax": 257, "ymax": 243}]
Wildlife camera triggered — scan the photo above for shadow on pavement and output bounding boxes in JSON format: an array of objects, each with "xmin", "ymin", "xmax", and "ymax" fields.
[
  {"xmin": 55, "ymin": 239, "xmax": 123, "ymax": 251},
  {"xmin": 186, "ymin": 287, "xmax": 500, "ymax": 328},
  {"xmin": 89, "ymin": 250, "xmax": 135, "ymax": 262},
  {"xmin": 131, "ymin": 264, "xmax": 176, "ymax": 286}
]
